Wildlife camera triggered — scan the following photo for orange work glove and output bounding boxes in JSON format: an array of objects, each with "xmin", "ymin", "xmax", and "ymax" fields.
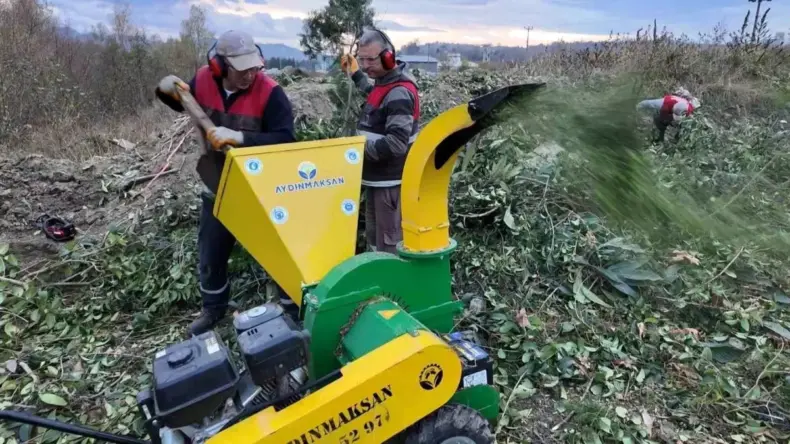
[
  {"xmin": 206, "ymin": 126, "xmax": 244, "ymax": 151},
  {"xmin": 158, "ymin": 75, "xmax": 189, "ymax": 101},
  {"xmin": 340, "ymin": 54, "xmax": 359, "ymax": 74}
]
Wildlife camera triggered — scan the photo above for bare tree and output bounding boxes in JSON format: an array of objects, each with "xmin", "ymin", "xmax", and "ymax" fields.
[
  {"xmin": 111, "ymin": 2, "xmax": 134, "ymax": 50},
  {"xmin": 180, "ymin": 5, "xmax": 214, "ymax": 72},
  {"xmin": 748, "ymin": 0, "xmax": 772, "ymax": 44}
]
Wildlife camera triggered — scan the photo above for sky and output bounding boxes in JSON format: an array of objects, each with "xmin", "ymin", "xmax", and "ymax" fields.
[{"xmin": 49, "ymin": 0, "xmax": 790, "ymax": 50}]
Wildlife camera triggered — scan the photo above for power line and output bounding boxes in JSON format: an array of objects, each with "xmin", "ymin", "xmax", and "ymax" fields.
[{"xmin": 523, "ymin": 26, "xmax": 533, "ymax": 58}]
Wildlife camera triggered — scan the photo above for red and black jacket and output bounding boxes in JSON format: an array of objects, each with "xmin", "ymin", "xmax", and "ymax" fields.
[
  {"xmin": 157, "ymin": 66, "xmax": 295, "ymax": 147},
  {"xmin": 659, "ymin": 95, "xmax": 695, "ymax": 122},
  {"xmin": 156, "ymin": 66, "xmax": 295, "ymax": 194},
  {"xmin": 352, "ymin": 63, "xmax": 421, "ymax": 186}
]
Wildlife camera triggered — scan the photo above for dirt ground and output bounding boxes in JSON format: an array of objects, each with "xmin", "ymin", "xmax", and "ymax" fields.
[
  {"xmin": 0, "ymin": 79, "xmax": 336, "ymax": 266},
  {"xmin": 0, "ymin": 133, "xmax": 199, "ymax": 264}
]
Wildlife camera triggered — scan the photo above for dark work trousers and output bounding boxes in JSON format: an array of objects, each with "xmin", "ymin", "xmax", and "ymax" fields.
[
  {"xmin": 653, "ymin": 114, "xmax": 678, "ymax": 142},
  {"xmin": 364, "ymin": 186, "xmax": 403, "ymax": 254},
  {"xmin": 198, "ymin": 194, "xmax": 298, "ymax": 317}
]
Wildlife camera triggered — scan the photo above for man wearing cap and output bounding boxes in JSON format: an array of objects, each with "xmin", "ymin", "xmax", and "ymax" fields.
[{"xmin": 155, "ymin": 29, "xmax": 297, "ymax": 336}]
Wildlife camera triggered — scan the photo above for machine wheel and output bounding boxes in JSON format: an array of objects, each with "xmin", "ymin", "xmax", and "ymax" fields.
[{"xmin": 400, "ymin": 404, "xmax": 494, "ymax": 444}]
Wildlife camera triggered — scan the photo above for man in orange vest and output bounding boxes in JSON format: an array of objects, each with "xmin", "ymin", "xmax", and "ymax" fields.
[
  {"xmin": 637, "ymin": 87, "xmax": 700, "ymax": 142},
  {"xmin": 155, "ymin": 30, "xmax": 297, "ymax": 336},
  {"xmin": 340, "ymin": 28, "xmax": 420, "ymax": 254}
]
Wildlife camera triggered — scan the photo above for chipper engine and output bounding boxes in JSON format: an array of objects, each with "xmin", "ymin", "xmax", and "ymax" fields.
[{"xmin": 0, "ymin": 82, "xmax": 544, "ymax": 443}]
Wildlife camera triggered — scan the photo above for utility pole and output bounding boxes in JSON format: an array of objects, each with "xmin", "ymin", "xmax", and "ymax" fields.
[{"xmin": 524, "ymin": 26, "xmax": 533, "ymax": 60}]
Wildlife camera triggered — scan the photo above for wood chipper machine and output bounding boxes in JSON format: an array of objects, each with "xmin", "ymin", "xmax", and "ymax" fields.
[{"xmin": 0, "ymin": 82, "xmax": 545, "ymax": 444}]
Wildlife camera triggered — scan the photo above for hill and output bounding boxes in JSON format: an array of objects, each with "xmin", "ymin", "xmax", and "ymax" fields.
[
  {"xmin": 400, "ymin": 40, "xmax": 600, "ymax": 63},
  {"xmin": 55, "ymin": 25, "xmax": 307, "ymax": 60},
  {"xmin": 258, "ymin": 42, "xmax": 307, "ymax": 60}
]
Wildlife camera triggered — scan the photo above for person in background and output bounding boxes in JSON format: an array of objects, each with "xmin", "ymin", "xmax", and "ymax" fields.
[
  {"xmin": 637, "ymin": 87, "xmax": 701, "ymax": 142},
  {"xmin": 154, "ymin": 29, "xmax": 298, "ymax": 336},
  {"xmin": 339, "ymin": 27, "xmax": 420, "ymax": 254}
]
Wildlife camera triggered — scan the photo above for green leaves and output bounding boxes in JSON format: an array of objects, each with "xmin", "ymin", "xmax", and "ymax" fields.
[
  {"xmin": 503, "ymin": 206, "xmax": 517, "ymax": 230},
  {"xmin": 762, "ymin": 321, "xmax": 790, "ymax": 340},
  {"xmin": 773, "ymin": 290, "xmax": 790, "ymax": 305},
  {"xmin": 598, "ymin": 417, "xmax": 612, "ymax": 434},
  {"xmin": 39, "ymin": 393, "xmax": 67, "ymax": 407},
  {"xmin": 573, "ymin": 272, "xmax": 612, "ymax": 309},
  {"xmin": 700, "ymin": 341, "xmax": 748, "ymax": 364},
  {"xmin": 606, "ymin": 262, "xmax": 662, "ymax": 283},
  {"xmin": 598, "ymin": 237, "xmax": 644, "ymax": 254},
  {"xmin": 298, "ymin": 0, "xmax": 375, "ymax": 58},
  {"xmin": 574, "ymin": 254, "xmax": 664, "ymax": 299}
]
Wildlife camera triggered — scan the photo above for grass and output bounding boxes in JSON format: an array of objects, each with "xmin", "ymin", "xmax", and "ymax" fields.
[
  {"xmin": 1, "ymin": 17, "xmax": 790, "ymax": 444},
  {"xmin": 4, "ymin": 104, "xmax": 176, "ymax": 162}
]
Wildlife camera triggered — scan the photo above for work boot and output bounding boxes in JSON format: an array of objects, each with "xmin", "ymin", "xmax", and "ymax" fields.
[{"xmin": 186, "ymin": 308, "xmax": 226, "ymax": 338}]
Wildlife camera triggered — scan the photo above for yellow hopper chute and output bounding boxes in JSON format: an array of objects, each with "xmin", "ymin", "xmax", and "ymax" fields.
[{"xmin": 212, "ymin": 136, "xmax": 366, "ymax": 306}]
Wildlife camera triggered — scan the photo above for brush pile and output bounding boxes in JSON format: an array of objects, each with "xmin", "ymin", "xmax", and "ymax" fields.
[{"xmin": 1, "ymin": 40, "xmax": 790, "ymax": 444}]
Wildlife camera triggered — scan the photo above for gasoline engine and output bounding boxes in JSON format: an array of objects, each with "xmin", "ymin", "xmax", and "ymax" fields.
[{"xmin": 137, "ymin": 304, "xmax": 311, "ymax": 443}]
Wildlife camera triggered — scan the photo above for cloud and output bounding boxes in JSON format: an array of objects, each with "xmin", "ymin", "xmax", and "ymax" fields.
[
  {"xmin": 443, "ymin": 0, "xmax": 490, "ymax": 5},
  {"xmin": 206, "ymin": 11, "xmax": 305, "ymax": 41},
  {"xmin": 48, "ymin": 0, "xmax": 116, "ymax": 31},
  {"xmin": 50, "ymin": 0, "xmax": 786, "ymax": 50},
  {"xmin": 372, "ymin": 0, "xmax": 614, "ymax": 34},
  {"xmin": 49, "ymin": 0, "xmax": 308, "ymax": 44},
  {"xmin": 193, "ymin": 0, "xmax": 307, "ymax": 19},
  {"xmin": 375, "ymin": 20, "xmax": 444, "ymax": 33}
]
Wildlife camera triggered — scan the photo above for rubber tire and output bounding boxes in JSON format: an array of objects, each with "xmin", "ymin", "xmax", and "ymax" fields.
[{"xmin": 400, "ymin": 404, "xmax": 495, "ymax": 444}]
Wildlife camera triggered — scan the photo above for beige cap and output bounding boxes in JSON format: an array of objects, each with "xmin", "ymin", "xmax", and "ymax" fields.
[{"xmin": 216, "ymin": 30, "xmax": 263, "ymax": 71}]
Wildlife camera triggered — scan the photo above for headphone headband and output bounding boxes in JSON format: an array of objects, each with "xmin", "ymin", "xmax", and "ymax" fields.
[
  {"xmin": 376, "ymin": 28, "xmax": 395, "ymax": 53},
  {"xmin": 206, "ymin": 39, "xmax": 265, "ymax": 78},
  {"xmin": 368, "ymin": 26, "xmax": 395, "ymax": 55}
]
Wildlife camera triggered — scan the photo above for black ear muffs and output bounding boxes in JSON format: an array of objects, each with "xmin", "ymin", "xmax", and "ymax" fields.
[{"xmin": 255, "ymin": 44, "xmax": 265, "ymax": 68}]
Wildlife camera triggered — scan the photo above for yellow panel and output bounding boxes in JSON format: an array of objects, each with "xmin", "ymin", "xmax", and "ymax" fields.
[
  {"xmin": 213, "ymin": 137, "xmax": 365, "ymax": 305},
  {"xmin": 378, "ymin": 309, "xmax": 400, "ymax": 320},
  {"xmin": 208, "ymin": 330, "xmax": 462, "ymax": 444}
]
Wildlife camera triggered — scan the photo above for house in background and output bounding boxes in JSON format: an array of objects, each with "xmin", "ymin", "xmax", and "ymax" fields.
[
  {"xmin": 398, "ymin": 55, "xmax": 439, "ymax": 75},
  {"xmin": 308, "ymin": 54, "xmax": 336, "ymax": 73},
  {"xmin": 446, "ymin": 53, "xmax": 462, "ymax": 69},
  {"xmin": 304, "ymin": 53, "xmax": 441, "ymax": 75},
  {"xmin": 437, "ymin": 53, "xmax": 478, "ymax": 71}
]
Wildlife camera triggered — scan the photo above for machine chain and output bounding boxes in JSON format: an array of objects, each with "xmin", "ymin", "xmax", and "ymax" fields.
[{"xmin": 334, "ymin": 296, "xmax": 388, "ymax": 358}]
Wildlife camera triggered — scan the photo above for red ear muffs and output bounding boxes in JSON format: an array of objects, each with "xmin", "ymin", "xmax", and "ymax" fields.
[
  {"xmin": 371, "ymin": 27, "xmax": 397, "ymax": 70},
  {"xmin": 208, "ymin": 56, "xmax": 227, "ymax": 78},
  {"xmin": 207, "ymin": 40, "xmax": 227, "ymax": 78},
  {"xmin": 380, "ymin": 49, "xmax": 396, "ymax": 70}
]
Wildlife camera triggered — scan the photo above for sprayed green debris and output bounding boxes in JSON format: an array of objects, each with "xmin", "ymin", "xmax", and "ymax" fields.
[{"xmin": 491, "ymin": 79, "xmax": 790, "ymax": 258}]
